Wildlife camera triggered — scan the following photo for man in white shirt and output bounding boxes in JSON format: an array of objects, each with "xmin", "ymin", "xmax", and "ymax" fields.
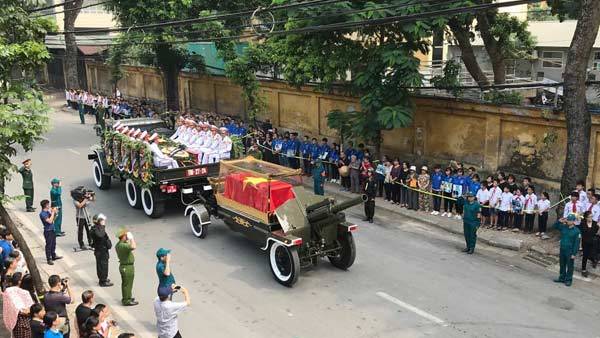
[
  {"xmin": 154, "ymin": 285, "xmax": 190, "ymax": 338},
  {"xmin": 563, "ymin": 191, "xmax": 585, "ymax": 226}
]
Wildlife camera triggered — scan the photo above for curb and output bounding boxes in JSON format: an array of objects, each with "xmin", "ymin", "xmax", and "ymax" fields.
[{"xmin": 307, "ymin": 180, "xmax": 524, "ymax": 252}]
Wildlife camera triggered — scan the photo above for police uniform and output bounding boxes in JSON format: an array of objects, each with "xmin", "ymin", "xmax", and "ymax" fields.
[
  {"xmin": 115, "ymin": 229, "xmax": 137, "ymax": 305},
  {"xmin": 18, "ymin": 160, "xmax": 35, "ymax": 211},
  {"xmin": 364, "ymin": 173, "xmax": 377, "ymax": 223},
  {"xmin": 553, "ymin": 215, "xmax": 581, "ymax": 286},
  {"xmin": 460, "ymin": 193, "xmax": 481, "ymax": 254}
]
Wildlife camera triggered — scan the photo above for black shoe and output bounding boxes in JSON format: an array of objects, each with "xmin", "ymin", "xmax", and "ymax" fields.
[
  {"xmin": 467, "ymin": 249, "xmax": 474, "ymax": 254},
  {"xmin": 123, "ymin": 300, "xmax": 139, "ymax": 306},
  {"xmin": 593, "ymin": 261, "xmax": 598, "ymax": 269},
  {"xmin": 362, "ymin": 218, "xmax": 369, "ymax": 221},
  {"xmin": 47, "ymin": 260, "xmax": 54, "ymax": 265},
  {"xmin": 26, "ymin": 208, "xmax": 36, "ymax": 212},
  {"xmin": 462, "ymin": 248, "xmax": 469, "ymax": 253},
  {"xmin": 80, "ymin": 245, "xmax": 90, "ymax": 250},
  {"xmin": 369, "ymin": 219, "xmax": 373, "ymax": 223},
  {"xmin": 553, "ymin": 278, "xmax": 565, "ymax": 283},
  {"xmin": 52, "ymin": 256, "xmax": 63, "ymax": 261},
  {"xmin": 582, "ymin": 270, "xmax": 589, "ymax": 278},
  {"xmin": 100, "ymin": 281, "xmax": 114, "ymax": 287}
]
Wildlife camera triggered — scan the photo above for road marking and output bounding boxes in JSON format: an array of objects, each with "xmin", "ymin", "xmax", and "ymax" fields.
[
  {"xmin": 8, "ymin": 204, "xmax": 154, "ymax": 337},
  {"xmin": 67, "ymin": 148, "xmax": 80, "ymax": 155},
  {"xmin": 376, "ymin": 291, "xmax": 447, "ymax": 326}
]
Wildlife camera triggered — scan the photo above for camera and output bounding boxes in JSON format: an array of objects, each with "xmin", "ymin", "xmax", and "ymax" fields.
[
  {"xmin": 61, "ymin": 278, "xmax": 69, "ymax": 286},
  {"xmin": 70, "ymin": 186, "xmax": 96, "ymax": 202},
  {"xmin": 110, "ymin": 320, "xmax": 117, "ymax": 326},
  {"xmin": 174, "ymin": 285, "xmax": 181, "ymax": 290}
]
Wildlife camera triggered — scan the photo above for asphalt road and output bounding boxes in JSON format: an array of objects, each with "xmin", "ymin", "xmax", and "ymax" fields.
[{"xmin": 5, "ymin": 94, "xmax": 600, "ymax": 338}]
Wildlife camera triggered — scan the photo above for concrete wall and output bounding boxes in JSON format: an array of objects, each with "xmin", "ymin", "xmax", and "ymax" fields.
[{"xmin": 86, "ymin": 61, "xmax": 600, "ymax": 191}]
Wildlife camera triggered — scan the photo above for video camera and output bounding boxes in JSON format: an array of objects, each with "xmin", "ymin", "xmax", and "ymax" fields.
[{"xmin": 70, "ymin": 186, "xmax": 96, "ymax": 202}]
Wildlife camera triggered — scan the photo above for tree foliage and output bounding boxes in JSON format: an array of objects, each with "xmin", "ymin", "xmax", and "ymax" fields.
[{"xmin": 0, "ymin": 0, "xmax": 54, "ymax": 197}]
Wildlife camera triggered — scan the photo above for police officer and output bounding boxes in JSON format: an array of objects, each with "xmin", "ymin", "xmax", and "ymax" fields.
[
  {"xmin": 18, "ymin": 159, "xmax": 35, "ymax": 212},
  {"xmin": 363, "ymin": 169, "xmax": 377, "ymax": 223},
  {"xmin": 553, "ymin": 214, "xmax": 581, "ymax": 286},
  {"xmin": 460, "ymin": 192, "xmax": 481, "ymax": 254},
  {"xmin": 115, "ymin": 228, "xmax": 138, "ymax": 306},
  {"xmin": 90, "ymin": 214, "xmax": 113, "ymax": 287}
]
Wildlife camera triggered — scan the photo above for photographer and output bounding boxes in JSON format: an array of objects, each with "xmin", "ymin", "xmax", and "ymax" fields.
[
  {"xmin": 43, "ymin": 275, "xmax": 73, "ymax": 338},
  {"xmin": 39, "ymin": 200, "xmax": 62, "ymax": 265},
  {"xmin": 154, "ymin": 285, "xmax": 190, "ymax": 338},
  {"xmin": 90, "ymin": 214, "xmax": 113, "ymax": 287},
  {"xmin": 71, "ymin": 187, "xmax": 95, "ymax": 250}
]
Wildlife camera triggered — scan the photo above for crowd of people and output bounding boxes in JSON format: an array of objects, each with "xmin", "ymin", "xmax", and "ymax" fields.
[{"xmin": 65, "ymin": 89, "xmax": 161, "ymax": 126}]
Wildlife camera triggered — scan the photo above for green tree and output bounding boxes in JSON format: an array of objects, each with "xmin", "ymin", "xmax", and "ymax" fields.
[
  {"xmin": 443, "ymin": 1, "xmax": 535, "ymax": 85},
  {"xmin": 105, "ymin": 0, "xmax": 267, "ymax": 110},
  {"xmin": 0, "ymin": 0, "xmax": 55, "ymax": 296},
  {"xmin": 545, "ymin": 0, "xmax": 600, "ymax": 198}
]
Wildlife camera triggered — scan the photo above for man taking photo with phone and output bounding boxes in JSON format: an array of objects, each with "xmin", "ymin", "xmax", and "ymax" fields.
[{"xmin": 154, "ymin": 284, "xmax": 190, "ymax": 338}]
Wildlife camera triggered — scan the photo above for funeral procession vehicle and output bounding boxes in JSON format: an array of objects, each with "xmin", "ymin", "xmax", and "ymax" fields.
[
  {"xmin": 88, "ymin": 118, "xmax": 220, "ymax": 218},
  {"xmin": 184, "ymin": 156, "xmax": 365, "ymax": 286}
]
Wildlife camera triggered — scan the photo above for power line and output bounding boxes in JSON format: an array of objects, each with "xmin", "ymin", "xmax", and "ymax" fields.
[
  {"xmin": 28, "ymin": 0, "xmax": 78, "ymax": 13},
  {"xmin": 68, "ymin": 0, "xmax": 462, "ymax": 42},
  {"xmin": 77, "ymin": 0, "xmax": 544, "ymax": 47},
  {"xmin": 31, "ymin": 0, "xmax": 110, "ymax": 18},
  {"xmin": 52, "ymin": 0, "xmax": 345, "ymax": 35}
]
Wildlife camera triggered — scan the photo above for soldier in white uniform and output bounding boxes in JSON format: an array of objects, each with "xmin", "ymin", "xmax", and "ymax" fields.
[
  {"xmin": 185, "ymin": 122, "xmax": 208, "ymax": 163},
  {"xmin": 218, "ymin": 127, "xmax": 233, "ymax": 161},
  {"xmin": 170, "ymin": 117, "xmax": 187, "ymax": 142},
  {"xmin": 202, "ymin": 125, "xmax": 222, "ymax": 164},
  {"xmin": 146, "ymin": 133, "xmax": 179, "ymax": 169},
  {"xmin": 179, "ymin": 120, "xmax": 197, "ymax": 147}
]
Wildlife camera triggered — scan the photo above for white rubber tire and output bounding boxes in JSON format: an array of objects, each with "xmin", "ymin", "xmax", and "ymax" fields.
[
  {"xmin": 189, "ymin": 209, "xmax": 207, "ymax": 238},
  {"xmin": 268, "ymin": 242, "xmax": 300, "ymax": 287},
  {"xmin": 125, "ymin": 179, "xmax": 141, "ymax": 209}
]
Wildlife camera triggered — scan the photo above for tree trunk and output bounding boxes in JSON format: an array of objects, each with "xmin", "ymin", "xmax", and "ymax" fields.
[
  {"xmin": 560, "ymin": 0, "xmax": 600, "ymax": 198},
  {"xmin": 476, "ymin": 13, "xmax": 506, "ymax": 84},
  {"xmin": 163, "ymin": 66, "xmax": 180, "ymax": 111},
  {"xmin": 63, "ymin": 0, "xmax": 83, "ymax": 89},
  {"xmin": 448, "ymin": 19, "xmax": 490, "ymax": 88},
  {"xmin": 0, "ymin": 205, "xmax": 46, "ymax": 295}
]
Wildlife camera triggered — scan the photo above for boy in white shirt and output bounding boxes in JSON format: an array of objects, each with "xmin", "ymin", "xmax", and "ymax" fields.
[
  {"xmin": 523, "ymin": 186, "xmax": 538, "ymax": 234},
  {"xmin": 576, "ymin": 180, "xmax": 588, "ymax": 206},
  {"xmin": 586, "ymin": 193, "xmax": 600, "ymax": 222},
  {"xmin": 563, "ymin": 191, "xmax": 584, "ymax": 226},
  {"xmin": 511, "ymin": 188, "xmax": 525, "ymax": 232},
  {"xmin": 498, "ymin": 186, "xmax": 513, "ymax": 231},
  {"xmin": 488, "ymin": 179, "xmax": 502, "ymax": 229},
  {"xmin": 536, "ymin": 192, "xmax": 551, "ymax": 239},
  {"xmin": 476, "ymin": 184, "xmax": 490, "ymax": 227}
]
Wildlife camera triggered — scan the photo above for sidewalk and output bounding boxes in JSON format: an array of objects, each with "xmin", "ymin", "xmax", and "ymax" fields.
[{"xmin": 306, "ymin": 177, "xmax": 600, "ymax": 279}]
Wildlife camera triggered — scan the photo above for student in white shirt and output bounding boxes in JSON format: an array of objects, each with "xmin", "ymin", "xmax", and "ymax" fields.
[
  {"xmin": 585, "ymin": 193, "xmax": 600, "ymax": 222},
  {"xmin": 523, "ymin": 186, "xmax": 538, "ymax": 233},
  {"xmin": 563, "ymin": 191, "xmax": 584, "ymax": 226},
  {"xmin": 476, "ymin": 184, "xmax": 490, "ymax": 227},
  {"xmin": 576, "ymin": 180, "xmax": 588, "ymax": 206},
  {"xmin": 497, "ymin": 186, "xmax": 513, "ymax": 230},
  {"xmin": 511, "ymin": 188, "xmax": 525, "ymax": 232},
  {"xmin": 487, "ymin": 179, "xmax": 502, "ymax": 229},
  {"xmin": 536, "ymin": 191, "xmax": 551, "ymax": 239}
]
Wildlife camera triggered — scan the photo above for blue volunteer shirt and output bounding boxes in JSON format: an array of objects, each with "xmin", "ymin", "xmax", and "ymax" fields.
[
  {"xmin": 469, "ymin": 181, "xmax": 481, "ymax": 195},
  {"xmin": 344, "ymin": 147, "xmax": 356, "ymax": 159},
  {"xmin": 310, "ymin": 143, "xmax": 320, "ymax": 159},
  {"xmin": 318, "ymin": 144, "xmax": 331, "ymax": 160},
  {"xmin": 329, "ymin": 149, "xmax": 340, "ymax": 163},
  {"xmin": 431, "ymin": 171, "xmax": 443, "ymax": 190},
  {"xmin": 289, "ymin": 139, "xmax": 301, "ymax": 155},
  {"xmin": 452, "ymin": 175, "xmax": 467, "ymax": 196},
  {"xmin": 301, "ymin": 141, "xmax": 311, "ymax": 156},
  {"xmin": 0, "ymin": 240, "xmax": 12, "ymax": 262},
  {"xmin": 39, "ymin": 210, "xmax": 54, "ymax": 232}
]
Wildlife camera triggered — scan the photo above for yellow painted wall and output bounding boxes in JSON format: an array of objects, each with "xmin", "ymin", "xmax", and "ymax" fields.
[{"xmin": 86, "ymin": 61, "xmax": 600, "ymax": 187}]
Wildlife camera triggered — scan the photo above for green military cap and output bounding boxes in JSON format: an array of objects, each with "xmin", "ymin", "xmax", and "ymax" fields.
[
  {"xmin": 465, "ymin": 192, "xmax": 475, "ymax": 197},
  {"xmin": 51, "ymin": 178, "xmax": 60, "ymax": 184}
]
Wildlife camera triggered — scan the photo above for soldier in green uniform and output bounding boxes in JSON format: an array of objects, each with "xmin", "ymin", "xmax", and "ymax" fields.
[
  {"xmin": 115, "ymin": 228, "xmax": 138, "ymax": 306},
  {"xmin": 18, "ymin": 159, "xmax": 35, "ymax": 212},
  {"xmin": 553, "ymin": 214, "xmax": 581, "ymax": 287},
  {"xmin": 460, "ymin": 192, "xmax": 481, "ymax": 254},
  {"xmin": 50, "ymin": 178, "xmax": 65, "ymax": 236},
  {"xmin": 312, "ymin": 159, "xmax": 326, "ymax": 196}
]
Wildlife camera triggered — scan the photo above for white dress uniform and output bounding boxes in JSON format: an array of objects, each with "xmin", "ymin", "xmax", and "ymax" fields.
[
  {"xmin": 218, "ymin": 128, "xmax": 233, "ymax": 161},
  {"xmin": 147, "ymin": 134, "xmax": 179, "ymax": 169},
  {"xmin": 170, "ymin": 125, "xmax": 186, "ymax": 141},
  {"xmin": 200, "ymin": 128, "xmax": 220, "ymax": 164}
]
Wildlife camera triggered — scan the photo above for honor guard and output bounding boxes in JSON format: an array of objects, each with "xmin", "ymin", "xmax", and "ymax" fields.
[
  {"xmin": 146, "ymin": 133, "xmax": 179, "ymax": 169},
  {"xmin": 18, "ymin": 159, "xmax": 35, "ymax": 212},
  {"xmin": 115, "ymin": 228, "xmax": 138, "ymax": 306},
  {"xmin": 553, "ymin": 214, "xmax": 581, "ymax": 286},
  {"xmin": 218, "ymin": 127, "xmax": 233, "ymax": 161}
]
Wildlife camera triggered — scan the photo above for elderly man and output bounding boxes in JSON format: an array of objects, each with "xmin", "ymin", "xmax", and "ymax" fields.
[
  {"xmin": 218, "ymin": 127, "xmax": 233, "ymax": 161},
  {"xmin": 186, "ymin": 123, "xmax": 208, "ymax": 163},
  {"xmin": 146, "ymin": 133, "xmax": 179, "ymax": 169}
]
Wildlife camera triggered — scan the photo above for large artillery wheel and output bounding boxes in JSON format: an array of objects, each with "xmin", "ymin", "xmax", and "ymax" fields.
[
  {"xmin": 141, "ymin": 187, "xmax": 165, "ymax": 219},
  {"xmin": 328, "ymin": 232, "xmax": 356, "ymax": 270},
  {"xmin": 268, "ymin": 242, "xmax": 300, "ymax": 287},
  {"xmin": 125, "ymin": 179, "xmax": 142, "ymax": 209},
  {"xmin": 92, "ymin": 160, "xmax": 111, "ymax": 190},
  {"xmin": 189, "ymin": 208, "xmax": 207, "ymax": 238}
]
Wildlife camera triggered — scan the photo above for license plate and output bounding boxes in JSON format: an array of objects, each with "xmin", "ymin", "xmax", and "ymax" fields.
[
  {"xmin": 182, "ymin": 188, "xmax": 193, "ymax": 194},
  {"xmin": 185, "ymin": 167, "xmax": 208, "ymax": 177},
  {"xmin": 203, "ymin": 185, "xmax": 212, "ymax": 191}
]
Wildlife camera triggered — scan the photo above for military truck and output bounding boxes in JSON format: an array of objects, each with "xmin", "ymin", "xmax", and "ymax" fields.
[
  {"xmin": 184, "ymin": 156, "xmax": 364, "ymax": 287},
  {"xmin": 88, "ymin": 118, "xmax": 219, "ymax": 218}
]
